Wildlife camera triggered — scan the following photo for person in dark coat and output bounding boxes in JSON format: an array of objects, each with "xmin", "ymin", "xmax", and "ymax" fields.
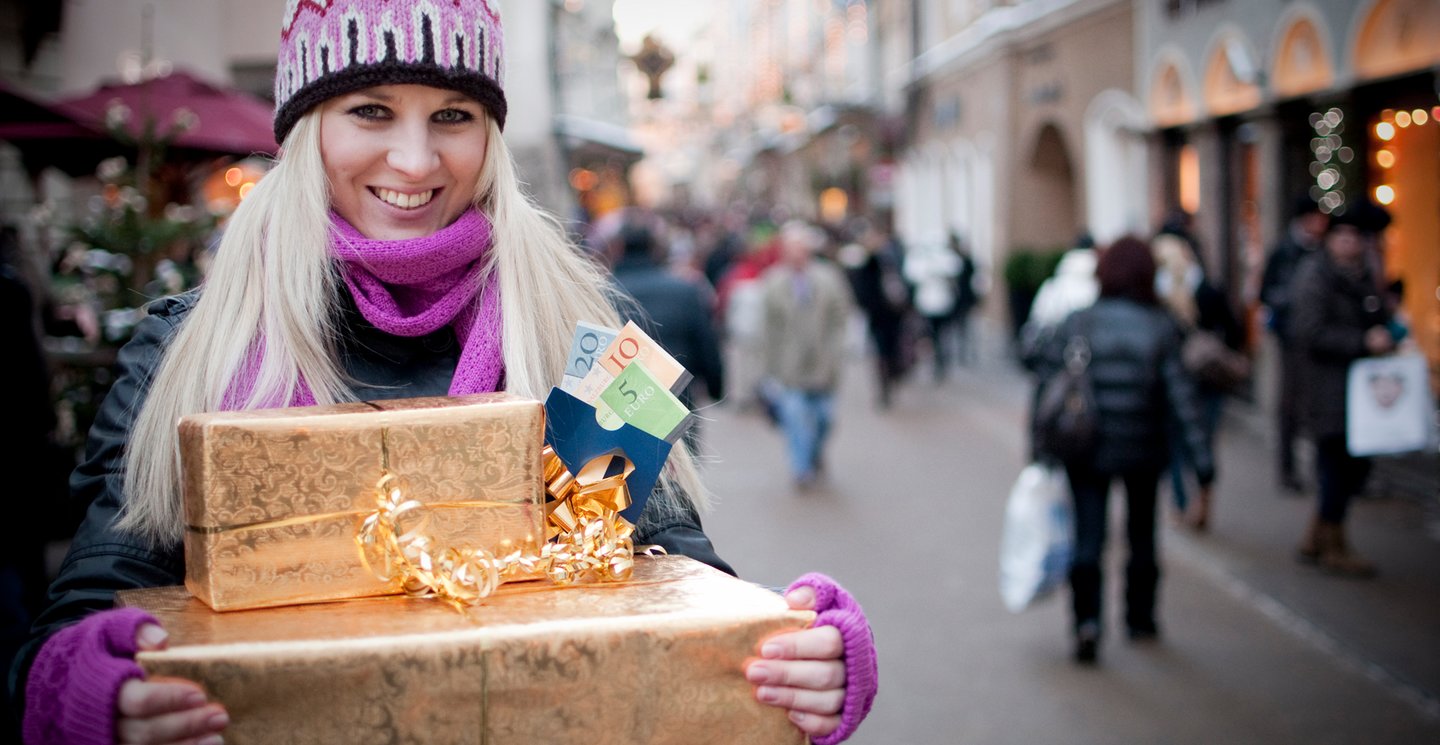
[
  {"xmin": 849, "ymin": 228, "xmax": 911, "ymax": 408},
  {"xmin": 1288, "ymin": 205, "xmax": 1397, "ymax": 577},
  {"xmin": 1261, "ymin": 196, "xmax": 1329, "ymax": 492},
  {"xmin": 610, "ymin": 222, "xmax": 726, "ymax": 413},
  {"xmin": 1029, "ymin": 236, "xmax": 1213, "ymax": 664}
]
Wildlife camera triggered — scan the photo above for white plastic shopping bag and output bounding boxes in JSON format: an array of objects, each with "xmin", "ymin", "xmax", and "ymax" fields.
[
  {"xmin": 1347, "ymin": 354, "xmax": 1437, "ymax": 457},
  {"xmin": 999, "ymin": 463, "xmax": 1073, "ymax": 613}
]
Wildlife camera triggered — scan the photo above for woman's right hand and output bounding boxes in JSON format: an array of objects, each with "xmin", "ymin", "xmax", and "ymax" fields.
[{"xmin": 115, "ymin": 624, "xmax": 228, "ymax": 745}]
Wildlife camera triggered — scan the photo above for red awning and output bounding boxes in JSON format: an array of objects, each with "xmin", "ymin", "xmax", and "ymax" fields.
[{"xmin": 53, "ymin": 69, "xmax": 278, "ymax": 157}]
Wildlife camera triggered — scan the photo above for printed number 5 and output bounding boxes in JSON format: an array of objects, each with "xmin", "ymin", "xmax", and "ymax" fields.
[{"xmin": 619, "ymin": 380, "xmax": 639, "ymax": 405}]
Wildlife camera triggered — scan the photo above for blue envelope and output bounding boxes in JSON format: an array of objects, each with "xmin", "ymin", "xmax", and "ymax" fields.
[{"xmin": 543, "ymin": 388, "xmax": 672, "ymax": 523}]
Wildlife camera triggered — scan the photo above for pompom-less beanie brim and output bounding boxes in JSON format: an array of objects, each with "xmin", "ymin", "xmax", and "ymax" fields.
[{"xmin": 273, "ymin": 61, "xmax": 507, "ymax": 143}]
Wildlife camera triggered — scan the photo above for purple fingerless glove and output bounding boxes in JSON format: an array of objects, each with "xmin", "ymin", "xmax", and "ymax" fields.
[
  {"xmin": 23, "ymin": 607, "xmax": 159, "ymax": 745},
  {"xmin": 787, "ymin": 574, "xmax": 877, "ymax": 745}
]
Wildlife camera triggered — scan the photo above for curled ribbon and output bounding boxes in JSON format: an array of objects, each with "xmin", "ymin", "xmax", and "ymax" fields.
[
  {"xmin": 353, "ymin": 431, "xmax": 658, "ymax": 609},
  {"xmin": 356, "ymin": 470, "xmax": 543, "ymax": 609},
  {"xmin": 540, "ymin": 445, "xmax": 644, "ymax": 586}
]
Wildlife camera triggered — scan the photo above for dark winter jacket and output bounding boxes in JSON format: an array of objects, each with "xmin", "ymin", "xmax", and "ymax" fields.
[
  {"xmin": 612, "ymin": 256, "xmax": 726, "ymax": 405},
  {"xmin": 1260, "ymin": 232, "xmax": 1319, "ymax": 343},
  {"xmin": 1288, "ymin": 251, "xmax": 1392, "ymax": 439},
  {"xmin": 9, "ymin": 290, "xmax": 733, "ymax": 716},
  {"xmin": 1030, "ymin": 298, "xmax": 1215, "ymax": 482}
]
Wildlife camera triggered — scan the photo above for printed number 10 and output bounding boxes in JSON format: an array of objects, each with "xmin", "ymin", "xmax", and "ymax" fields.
[{"xmin": 606, "ymin": 337, "xmax": 641, "ymax": 369}]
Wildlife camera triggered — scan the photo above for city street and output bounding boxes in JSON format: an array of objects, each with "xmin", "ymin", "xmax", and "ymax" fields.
[{"xmin": 699, "ymin": 333, "xmax": 1440, "ymax": 745}]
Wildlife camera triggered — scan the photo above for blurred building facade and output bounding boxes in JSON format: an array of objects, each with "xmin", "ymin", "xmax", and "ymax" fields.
[
  {"xmin": 1141, "ymin": 0, "xmax": 1440, "ymax": 390},
  {"xmin": 888, "ymin": 0, "xmax": 1141, "ymax": 308},
  {"xmin": 628, "ymin": 0, "xmax": 887, "ymax": 223}
]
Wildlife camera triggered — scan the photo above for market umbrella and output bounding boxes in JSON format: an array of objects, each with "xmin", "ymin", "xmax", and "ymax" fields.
[
  {"xmin": 54, "ymin": 69, "xmax": 279, "ymax": 158},
  {"xmin": 0, "ymin": 82, "xmax": 123, "ymax": 176}
]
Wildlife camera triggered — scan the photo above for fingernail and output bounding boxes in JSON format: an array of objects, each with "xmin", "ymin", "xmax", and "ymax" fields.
[
  {"xmin": 761, "ymin": 642, "xmax": 784, "ymax": 659},
  {"xmin": 788, "ymin": 586, "xmax": 816, "ymax": 606},
  {"xmin": 199, "ymin": 736, "xmax": 224, "ymax": 745},
  {"xmin": 184, "ymin": 690, "xmax": 207, "ymax": 708},
  {"xmin": 137, "ymin": 625, "xmax": 167, "ymax": 648},
  {"xmin": 207, "ymin": 710, "xmax": 230, "ymax": 729},
  {"xmin": 757, "ymin": 686, "xmax": 781, "ymax": 704},
  {"xmin": 789, "ymin": 711, "xmax": 809, "ymax": 726},
  {"xmin": 745, "ymin": 663, "xmax": 771, "ymax": 684}
]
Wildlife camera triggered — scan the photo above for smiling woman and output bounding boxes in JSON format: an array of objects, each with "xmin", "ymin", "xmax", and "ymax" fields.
[{"xmin": 10, "ymin": 2, "xmax": 877, "ymax": 744}]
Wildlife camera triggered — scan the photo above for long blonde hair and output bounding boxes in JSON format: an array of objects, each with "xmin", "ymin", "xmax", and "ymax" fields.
[{"xmin": 119, "ymin": 111, "xmax": 708, "ymax": 548}]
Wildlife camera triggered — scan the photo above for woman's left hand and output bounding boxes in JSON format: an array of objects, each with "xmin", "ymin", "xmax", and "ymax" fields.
[{"xmin": 745, "ymin": 585, "xmax": 846, "ymax": 739}]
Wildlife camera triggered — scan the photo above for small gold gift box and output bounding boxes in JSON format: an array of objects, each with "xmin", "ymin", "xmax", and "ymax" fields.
[
  {"xmin": 180, "ymin": 393, "xmax": 546, "ymax": 611},
  {"xmin": 120, "ymin": 556, "xmax": 811, "ymax": 745}
]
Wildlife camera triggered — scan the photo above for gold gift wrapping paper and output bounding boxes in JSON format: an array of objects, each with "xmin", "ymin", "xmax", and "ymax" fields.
[
  {"xmin": 120, "ymin": 556, "xmax": 813, "ymax": 745},
  {"xmin": 181, "ymin": 394, "xmax": 547, "ymax": 611}
]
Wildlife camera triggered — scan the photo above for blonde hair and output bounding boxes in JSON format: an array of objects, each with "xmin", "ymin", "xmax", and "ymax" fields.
[
  {"xmin": 119, "ymin": 111, "xmax": 708, "ymax": 548},
  {"xmin": 1151, "ymin": 233, "xmax": 1199, "ymax": 329}
]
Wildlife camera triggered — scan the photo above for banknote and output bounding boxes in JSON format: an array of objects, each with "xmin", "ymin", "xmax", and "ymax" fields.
[
  {"xmin": 563, "ymin": 321, "xmax": 619, "ymax": 380},
  {"xmin": 595, "ymin": 321, "xmax": 692, "ymax": 395},
  {"xmin": 597, "ymin": 361, "xmax": 693, "ymax": 443}
]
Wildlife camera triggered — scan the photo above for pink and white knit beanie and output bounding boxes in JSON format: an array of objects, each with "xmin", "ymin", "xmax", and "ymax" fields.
[{"xmin": 273, "ymin": 0, "xmax": 507, "ymax": 144}]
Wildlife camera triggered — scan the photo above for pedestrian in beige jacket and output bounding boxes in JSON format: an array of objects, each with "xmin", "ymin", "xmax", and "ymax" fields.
[{"xmin": 761, "ymin": 221, "xmax": 856, "ymax": 489}]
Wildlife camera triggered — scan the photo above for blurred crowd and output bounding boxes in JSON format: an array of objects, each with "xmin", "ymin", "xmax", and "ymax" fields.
[{"xmin": 578, "ymin": 193, "xmax": 1419, "ymax": 667}]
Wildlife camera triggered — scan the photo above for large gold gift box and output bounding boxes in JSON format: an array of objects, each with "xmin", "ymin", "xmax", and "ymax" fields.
[
  {"xmin": 119, "ymin": 556, "xmax": 811, "ymax": 745},
  {"xmin": 180, "ymin": 393, "xmax": 546, "ymax": 611}
]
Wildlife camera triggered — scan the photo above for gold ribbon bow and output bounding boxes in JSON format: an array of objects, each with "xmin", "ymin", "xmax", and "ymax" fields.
[
  {"xmin": 353, "ymin": 431, "xmax": 656, "ymax": 609},
  {"xmin": 540, "ymin": 445, "xmax": 642, "ymax": 586}
]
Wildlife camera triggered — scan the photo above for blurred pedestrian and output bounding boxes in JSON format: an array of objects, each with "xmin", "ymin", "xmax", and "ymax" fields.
[
  {"xmin": 850, "ymin": 226, "xmax": 911, "ymax": 408},
  {"xmin": 951, "ymin": 234, "xmax": 980, "ymax": 366},
  {"xmin": 609, "ymin": 221, "xmax": 725, "ymax": 423},
  {"xmin": 902, "ymin": 235, "xmax": 961, "ymax": 382},
  {"xmin": 0, "ymin": 227, "xmax": 56, "ymax": 742},
  {"xmin": 715, "ymin": 225, "xmax": 777, "ymax": 411},
  {"xmin": 1028, "ymin": 236, "xmax": 1214, "ymax": 663},
  {"xmin": 1260, "ymin": 196, "xmax": 1328, "ymax": 492},
  {"xmin": 1152, "ymin": 232, "xmax": 1244, "ymax": 530},
  {"xmin": 1290, "ymin": 204, "xmax": 1398, "ymax": 578},
  {"xmin": 761, "ymin": 221, "xmax": 855, "ymax": 489},
  {"xmin": 1023, "ymin": 233, "xmax": 1098, "ymax": 334}
]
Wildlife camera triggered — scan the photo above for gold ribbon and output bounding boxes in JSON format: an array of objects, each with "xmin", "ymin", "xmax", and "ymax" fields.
[
  {"xmin": 353, "ymin": 432, "xmax": 658, "ymax": 609},
  {"xmin": 540, "ymin": 445, "xmax": 640, "ymax": 586}
]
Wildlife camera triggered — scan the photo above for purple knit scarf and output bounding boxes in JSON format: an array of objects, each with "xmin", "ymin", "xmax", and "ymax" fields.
[{"xmin": 225, "ymin": 208, "xmax": 503, "ymax": 409}]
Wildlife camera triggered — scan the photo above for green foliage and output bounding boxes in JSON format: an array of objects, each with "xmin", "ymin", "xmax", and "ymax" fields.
[{"xmin": 1002, "ymin": 246, "xmax": 1068, "ymax": 294}]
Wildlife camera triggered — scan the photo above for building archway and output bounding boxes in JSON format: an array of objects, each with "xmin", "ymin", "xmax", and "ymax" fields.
[
  {"xmin": 1351, "ymin": 0, "xmax": 1440, "ymax": 82},
  {"xmin": 1148, "ymin": 51, "xmax": 1196, "ymax": 128},
  {"xmin": 1271, "ymin": 7, "xmax": 1335, "ymax": 98},
  {"xmin": 1015, "ymin": 122, "xmax": 1079, "ymax": 250},
  {"xmin": 1084, "ymin": 89, "xmax": 1149, "ymax": 244},
  {"xmin": 1202, "ymin": 29, "xmax": 1262, "ymax": 117}
]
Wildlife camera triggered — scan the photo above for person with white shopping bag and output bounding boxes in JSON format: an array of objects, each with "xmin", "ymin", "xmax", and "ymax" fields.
[
  {"xmin": 1024, "ymin": 237, "xmax": 1214, "ymax": 664},
  {"xmin": 1289, "ymin": 202, "xmax": 1405, "ymax": 578}
]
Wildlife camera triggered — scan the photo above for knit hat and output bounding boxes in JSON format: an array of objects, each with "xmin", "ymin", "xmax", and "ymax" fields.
[{"xmin": 273, "ymin": 0, "xmax": 507, "ymax": 144}]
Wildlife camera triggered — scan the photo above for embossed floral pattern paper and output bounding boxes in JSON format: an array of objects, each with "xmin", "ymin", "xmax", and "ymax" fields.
[
  {"xmin": 180, "ymin": 394, "xmax": 547, "ymax": 611},
  {"xmin": 119, "ymin": 556, "xmax": 812, "ymax": 745}
]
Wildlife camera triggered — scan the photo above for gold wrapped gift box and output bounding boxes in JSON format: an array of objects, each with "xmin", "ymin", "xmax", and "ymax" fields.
[
  {"xmin": 181, "ymin": 394, "xmax": 547, "ymax": 611},
  {"xmin": 119, "ymin": 556, "xmax": 811, "ymax": 745}
]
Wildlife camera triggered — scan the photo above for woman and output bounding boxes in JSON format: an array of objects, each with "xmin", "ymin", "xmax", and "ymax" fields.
[
  {"xmin": 1030, "ymin": 237, "xmax": 1213, "ymax": 664},
  {"xmin": 1289, "ymin": 206, "xmax": 1396, "ymax": 577},
  {"xmin": 1152, "ymin": 233, "xmax": 1244, "ymax": 529},
  {"xmin": 11, "ymin": 3, "xmax": 876, "ymax": 744}
]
